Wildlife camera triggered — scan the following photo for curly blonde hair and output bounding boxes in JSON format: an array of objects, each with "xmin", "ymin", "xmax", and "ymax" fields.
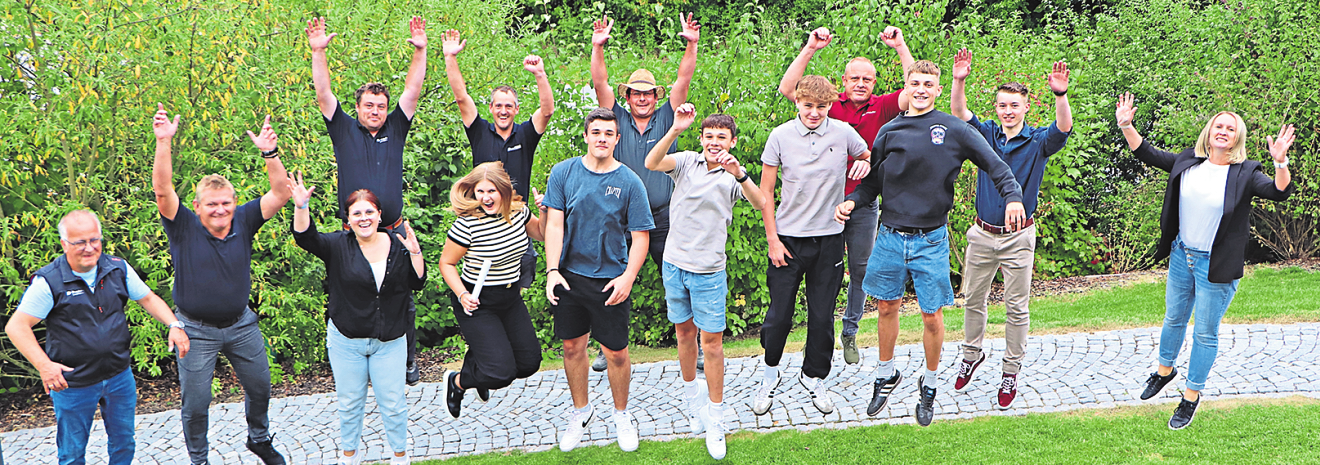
[{"xmin": 450, "ymin": 162, "xmax": 526, "ymax": 222}]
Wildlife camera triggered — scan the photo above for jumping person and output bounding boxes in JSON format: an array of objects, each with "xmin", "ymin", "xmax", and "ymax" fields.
[
  {"xmin": 947, "ymin": 49, "xmax": 1073, "ymax": 409},
  {"xmin": 545, "ymin": 108, "xmax": 654, "ymax": 453},
  {"xmin": 307, "ymin": 16, "xmax": 429, "ymax": 385},
  {"xmin": 836, "ymin": 60, "xmax": 1024, "ymax": 427},
  {"xmin": 754, "ymin": 76, "xmax": 871, "ymax": 418},
  {"xmin": 777, "ymin": 26, "xmax": 913, "ymax": 364},
  {"xmin": 6, "ymin": 210, "xmax": 190, "ymax": 465},
  {"xmin": 437, "ymin": 163, "xmax": 547, "ymax": 418},
  {"xmin": 151, "ymin": 105, "xmax": 291, "ymax": 464},
  {"xmin": 442, "ymin": 30, "xmax": 554, "ymax": 290},
  {"xmin": 1116, "ymin": 93, "xmax": 1295, "ymax": 429},
  {"xmin": 644, "ymin": 104, "xmax": 766, "ymax": 460},
  {"xmin": 588, "ymin": 13, "xmax": 700, "ymax": 372}
]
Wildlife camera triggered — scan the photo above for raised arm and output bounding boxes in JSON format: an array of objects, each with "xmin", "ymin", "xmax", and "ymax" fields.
[
  {"xmin": 712, "ymin": 146, "xmax": 766, "ymax": 210},
  {"xmin": 246, "ymin": 115, "xmax": 292, "ymax": 219},
  {"xmin": 307, "ymin": 17, "xmax": 340, "ymax": 119},
  {"xmin": 1048, "ymin": 61, "xmax": 1072, "ymax": 133},
  {"xmin": 669, "ymin": 13, "xmax": 701, "ymax": 107},
  {"xmin": 289, "ymin": 171, "xmax": 315, "ymax": 233},
  {"xmin": 396, "ymin": 221, "xmax": 426, "ymax": 283},
  {"xmin": 645, "ymin": 103, "xmax": 696, "ymax": 172},
  {"xmin": 880, "ymin": 26, "xmax": 915, "ymax": 76},
  {"xmin": 524, "ymin": 192, "xmax": 548, "ymax": 242},
  {"xmin": 777, "ymin": 28, "xmax": 831, "ymax": 103},
  {"xmin": 525, "ymin": 55, "xmax": 555, "ymax": 134},
  {"xmin": 589, "ymin": 16, "xmax": 616, "ymax": 109},
  {"xmin": 1265, "ymin": 124, "xmax": 1296, "ymax": 193},
  {"xmin": 1115, "ymin": 92, "xmax": 1144, "ymax": 151},
  {"xmin": 152, "ymin": 103, "xmax": 181, "ymax": 221},
  {"xmin": 950, "ymin": 48, "xmax": 974, "ymax": 122},
  {"xmin": 398, "ymin": 16, "xmax": 428, "ymax": 119},
  {"xmin": 441, "ymin": 30, "xmax": 478, "ymax": 127}
]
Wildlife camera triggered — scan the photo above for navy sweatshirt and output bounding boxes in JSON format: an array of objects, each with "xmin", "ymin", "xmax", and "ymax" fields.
[{"xmin": 848, "ymin": 110, "xmax": 1023, "ymax": 229}]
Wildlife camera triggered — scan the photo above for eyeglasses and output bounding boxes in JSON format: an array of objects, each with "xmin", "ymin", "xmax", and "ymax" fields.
[{"xmin": 64, "ymin": 237, "xmax": 103, "ymax": 250}]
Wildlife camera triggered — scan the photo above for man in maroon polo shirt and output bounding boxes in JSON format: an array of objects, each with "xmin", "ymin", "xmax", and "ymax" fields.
[{"xmin": 776, "ymin": 26, "xmax": 914, "ymax": 365}]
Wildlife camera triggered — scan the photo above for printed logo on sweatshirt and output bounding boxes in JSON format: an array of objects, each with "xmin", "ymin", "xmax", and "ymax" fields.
[
  {"xmin": 66, "ymin": 289, "xmax": 85, "ymax": 297},
  {"xmin": 930, "ymin": 125, "xmax": 948, "ymax": 145},
  {"xmin": 605, "ymin": 185, "xmax": 622, "ymax": 198}
]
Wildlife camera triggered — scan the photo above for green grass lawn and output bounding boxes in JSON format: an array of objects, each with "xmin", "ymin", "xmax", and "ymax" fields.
[{"xmin": 419, "ymin": 396, "xmax": 1320, "ymax": 464}]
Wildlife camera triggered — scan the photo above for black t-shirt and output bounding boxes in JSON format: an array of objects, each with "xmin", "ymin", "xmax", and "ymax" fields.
[
  {"xmin": 326, "ymin": 103, "xmax": 412, "ymax": 226},
  {"xmin": 465, "ymin": 115, "xmax": 543, "ymax": 200},
  {"xmin": 161, "ymin": 198, "xmax": 267, "ymax": 322}
]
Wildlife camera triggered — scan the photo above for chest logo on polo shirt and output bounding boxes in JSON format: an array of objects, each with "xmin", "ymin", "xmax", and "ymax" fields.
[
  {"xmin": 507, "ymin": 145, "xmax": 522, "ymax": 151},
  {"xmin": 930, "ymin": 124, "xmax": 948, "ymax": 145},
  {"xmin": 376, "ymin": 136, "xmax": 389, "ymax": 143},
  {"xmin": 66, "ymin": 289, "xmax": 85, "ymax": 297},
  {"xmin": 605, "ymin": 185, "xmax": 622, "ymax": 198}
]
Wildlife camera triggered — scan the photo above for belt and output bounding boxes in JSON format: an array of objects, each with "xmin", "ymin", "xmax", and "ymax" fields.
[
  {"xmin": 976, "ymin": 217, "xmax": 1034, "ymax": 235},
  {"xmin": 179, "ymin": 308, "xmax": 246, "ymax": 329},
  {"xmin": 889, "ymin": 224, "xmax": 942, "ymax": 235},
  {"xmin": 343, "ymin": 217, "xmax": 406, "ymax": 231}
]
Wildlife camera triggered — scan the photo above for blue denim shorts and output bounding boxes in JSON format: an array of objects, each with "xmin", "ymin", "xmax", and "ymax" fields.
[
  {"xmin": 862, "ymin": 224, "xmax": 955, "ymax": 313},
  {"xmin": 662, "ymin": 261, "xmax": 728, "ymax": 333}
]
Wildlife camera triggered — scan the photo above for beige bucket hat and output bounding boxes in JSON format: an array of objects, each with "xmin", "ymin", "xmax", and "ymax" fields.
[{"xmin": 616, "ymin": 69, "xmax": 666, "ymax": 99}]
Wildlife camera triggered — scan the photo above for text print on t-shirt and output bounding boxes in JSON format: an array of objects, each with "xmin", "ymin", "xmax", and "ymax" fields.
[
  {"xmin": 605, "ymin": 185, "xmax": 622, "ymax": 198},
  {"xmin": 930, "ymin": 124, "xmax": 948, "ymax": 145}
]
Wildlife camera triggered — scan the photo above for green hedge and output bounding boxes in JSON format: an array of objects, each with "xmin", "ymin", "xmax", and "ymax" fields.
[{"xmin": 1, "ymin": 0, "xmax": 1315, "ymax": 388}]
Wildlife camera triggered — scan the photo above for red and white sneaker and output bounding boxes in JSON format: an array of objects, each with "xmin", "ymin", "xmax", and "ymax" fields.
[
  {"xmin": 996, "ymin": 373, "xmax": 1018, "ymax": 410},
  {"xmin": 954, "ymin": 352, "xmax": 986, "ymax": 392}
]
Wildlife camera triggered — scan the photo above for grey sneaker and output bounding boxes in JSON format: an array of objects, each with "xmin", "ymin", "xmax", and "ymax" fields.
[
  {"xmin": 592, "ymin": 348, "xmax": 608, "ymax": 372},
  {"xmin": 841, "ymin": 334, "xmax": 860, "ymax": 365}
]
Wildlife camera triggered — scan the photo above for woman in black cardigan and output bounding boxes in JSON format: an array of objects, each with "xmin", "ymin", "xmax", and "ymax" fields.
[{"xmin": 1115, "ymin": 93, "xmax": 1295, "ymax": 430}]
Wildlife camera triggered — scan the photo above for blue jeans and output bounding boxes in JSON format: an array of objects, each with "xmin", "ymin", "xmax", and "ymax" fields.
[
  {"xmin": 50, "ymin": 368, "xmax": 135, "ymax": 465},
  {"xmin": 841, "ymin": 200, "xmax": 879, "ymax": 336},
  {"xmin": 327, "ymin": 321, "xmax": 409, "ymax": 454},
  {"xmin": 1158, "ymin": 238, "xmax": 1240, "ymax": 391},
  {"xmin": 662, "ymin": 261, "xmax": 729, "ymax": 333},
  {"xmin": 175, "ymin": 309, "xmax": 272, "ymax": 464},
  {"xmin": 862, "ymin": 225, "xmax": 955, "ymax": 313}
]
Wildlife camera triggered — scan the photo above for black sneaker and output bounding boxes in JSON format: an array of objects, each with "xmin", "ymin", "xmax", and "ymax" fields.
[
  {"xmin": 1139, "ymin": 368, "xmax": 1178, "ymax": 400},
  {"xmin": 476, "ymin": 387, "xmax": 491, "ymax": 403},
  {"xmin": 246, "ymin": 434, "xmax": 287, "ymax": 465},
  {"xmin": 915, "ymin": 375, "xmax": 937, "ymax": 427},
  {"xmin": 953, "ymin": 352, "xmax": 986, "ymax": 392},
  {"xmin": 866, "ymin": 371, "xmax": 903, "ymax": 416},
  {"xmin": 1168, "ymin": 396, "xmax": 1199, "ymax": 430},
  {"xmin": 444, "ymin": 370, "xmax": 465, "ymax": 418},
  {"xmin": 592, "ymin": 348, "xmax": 608, "ymax": 372},
  {"xmin": 406, "ymin": 361, "xmax": 420, "ymax": 386}
]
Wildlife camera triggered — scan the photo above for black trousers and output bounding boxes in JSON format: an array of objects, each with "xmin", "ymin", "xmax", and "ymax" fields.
[
  {"xmin": 450, "ymin": 283, "xmax": 542, "ymax": 390},
  {"xmin": 761, "ymin": 234, "xmax": 845, "ymax": 379}
]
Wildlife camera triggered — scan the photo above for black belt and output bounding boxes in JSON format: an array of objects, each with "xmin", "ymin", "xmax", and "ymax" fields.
[
  {"xmin": 976, "ymin": 217, "xmax": 1034, "ymax": 235},
  {"xmin": 180, "ymin": 309, "xmax": 245, "ymax": 329},
  {"xmin": 889, "ymin": 224, "xmax": 942, "ymax": 235}
]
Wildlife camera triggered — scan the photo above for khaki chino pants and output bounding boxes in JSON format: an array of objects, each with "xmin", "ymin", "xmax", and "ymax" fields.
[{"xmin": 960, "ymin": 223, "xmax": 1036, "ymax": 374}]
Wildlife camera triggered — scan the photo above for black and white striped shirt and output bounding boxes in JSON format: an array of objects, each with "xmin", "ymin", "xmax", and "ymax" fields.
[{"xmin": 447, "ymin": 206, "xmax": 531, "ymax": 285}]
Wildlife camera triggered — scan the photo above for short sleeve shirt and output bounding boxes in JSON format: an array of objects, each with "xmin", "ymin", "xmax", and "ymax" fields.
[
  {"xmin": 17, "ymin": 263, "xmax": 151, "ymax": 320},
  {"xmin": 466, "ymin": 115, "xmax": 543, "ymax": 200},
  {"xmin": 161, "ymin": 199, "xmax": 267, "ymax": 322},
  {"xmin": 543, "ymin": 158, "xmax": 654, "ymax": 279},
  {"xmin": 612, "ymin": 101, "xmax": 678, "ymax": 214},
  {"xmin": 663, "ymin": 151, "xmax": 746, "ymax": 273},
  {"xmin": 967, "ymin": 113, "xmax": 1070, "ymax": 225},
  {"xmin": 326, "ymin": 103, "xmax": 412, "ymax": 226},
  {"xmin": 446, "ymin": 206, "xmax": 532, "ymax": 285},
  {"xmin": 761, "ymin": 117, "xmax": 869, "ymax": 237},
  {"xmin": 830, "ymin": 91, "xmax": 903, "ymax": 195}
]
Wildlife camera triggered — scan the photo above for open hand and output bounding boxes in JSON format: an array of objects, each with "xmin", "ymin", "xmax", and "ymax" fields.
[
  {"xmin": 1048, "ymin": 61, "xmax": 1069, "ymax": 95},
  {"xmin": 246, "ymin": 115, "xmax": 277, "ymax": 153},
  {"xmin": 287, "ymin": 171, "xmax": 315, "ymax": 208},
  {"xmin": 396, "ymin": 220, "xmax": 421, "ymax": 255},
  {"xmin": 441, "ymin": 29, "xmax": 465, "ymax": 56},
  {"xmin": 406, "ymin": 16, "xmax": 427, "ymax": 49},
  {"xmin": 1267, "ymin": 124, "xmax": 1296, "ymax": 163},
  {"xmin": 678, "ymin": 13, "xmax": 701, "ymax": 43},
  {"xmin": 591, "ymin": 15, "xmax": 613, "ymax": 46},
  {"xmin": 1115, "ymin": 92, "xmax": 1137, "ymax": 127},
  {"xmin": 152, "ymin": 103, "xmax": 180, "ymax": 140},
  {"xmin": 602, "ymin": 275, "xmax": 635, "ymax": 306},
  {"xmin": 952, "ymin": 48, "xmax": 972, "ymax": 81},
  {"xmin": 546, "ymin": 270, "xmax": 569, "ymax": 305},
  {"xmin": 306, "ymin": 17, "xmax": 338, "ymax": 51}
]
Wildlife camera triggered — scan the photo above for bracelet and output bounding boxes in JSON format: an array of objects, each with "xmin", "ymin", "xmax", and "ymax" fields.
[
  {"xmin": 409, "ymin": 250, "xmax": 423, "ymax": 256},
  {"xmin": 548, "ymin": 268, "xmax": 559, "ymax": 274},
  {"xmin": 260, "ymin": 147, "xmax": 279, "ymax": 158},
  {"xmin": 735, "ymin": 172, "xmax": 750, "ymax": 183},
  {"xmin": 459, "ymin": 291, "xmax": 471, "ymax": 300},
  {"xmin": 1052, "ymin": 89, "xmax": 1067, "ymax": 97},
  {"xmin": 1117, "ymin": 124, "xmax": 1133, "ymax": 129},
  {"xmin": 296, "ymin": 202, "xmax": 309, "ymax": 209},
  {"xmin": 1275, "ymin": 159, "xmax": 1289, "ymax": 169}
]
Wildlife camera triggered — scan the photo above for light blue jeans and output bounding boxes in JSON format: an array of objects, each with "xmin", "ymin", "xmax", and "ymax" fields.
[
  {"xmin": 662, "ymin": 261, "xmax": 729, "ymax": 333},
  {"xmin": 1158, "ymin": 238, "xmax": 1240, "ymax": 391},
  {"xmin": 327, "ymin": 321, "xmax": 409, "ymax": 454}
]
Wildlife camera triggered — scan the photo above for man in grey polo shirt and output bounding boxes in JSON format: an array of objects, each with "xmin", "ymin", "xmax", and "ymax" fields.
[{"xmin": 753, "ymin": 76, "xmax": 871, "ymax": 417}]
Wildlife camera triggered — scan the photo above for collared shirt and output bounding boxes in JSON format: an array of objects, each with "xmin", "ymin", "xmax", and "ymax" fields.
[
  {"xmin": 293, "ymin": 220, "xmax": 426, "ymax": 341},
  {"xmin": 325, "ymin": 103, "xmax": 412, "ymax": 226},
  {"xmin": 466, "ymin": 115, "xmax": 544, "ymax": 200},
  {"xmin": 543, "ymin": 157, "xmax": 654, "ymax": 279},
  {"xmin": 830, "ymin": 91, "xmax": 903, "ymax": 195},
  {"xmin": 612, "ymin": 101, "xmax": 678, "ymax": 216},
  {"xmin": 967, "ymin": 113, "xmax": 1069, "ymax": 225},
  {"xmin": 761, "ymin": 117, "xmax": 868, "ymax": 237},
  {"xmin": 663, "ymin": 151, "xmax": 747, "ymax": 273},
  {"xmin": 161, "ymin": 199, "xmax": 267, "ymax": 323},
  {"xmin": 17, "ymin": 262, "xmax": 150, "ymax": 319}
]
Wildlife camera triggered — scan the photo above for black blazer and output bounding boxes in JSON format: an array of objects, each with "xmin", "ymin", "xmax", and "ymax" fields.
[{"xmin": 1133, "ymin": 140, "xmax": 1294, "ymax": 283}]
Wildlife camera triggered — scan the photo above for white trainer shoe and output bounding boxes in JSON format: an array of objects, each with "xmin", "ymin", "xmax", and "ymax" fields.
[
  {"xmin": 614, "ymin": 410, "xmax": 639, "ymax": 452},
  {"xmin": 687, "ymin": 381, "xmax": 709, "ymax": 434},
  {"xmin": 558, "ymin": 404, "xmax": 594, "ymax": 452},
  {"xmin": 800, "ymin": 374, "xmax": 835, "ymax": 414},
  {"xmin": 388, "ymin": 454, "xmax": 411, "ymax": 465},
  {"xmin": 751, "ymin": 372, "xmax": 782, "ymax": 415},
  {"xmin": 705, "ymin": 406, "xmax": 727, "ymax": 460}
]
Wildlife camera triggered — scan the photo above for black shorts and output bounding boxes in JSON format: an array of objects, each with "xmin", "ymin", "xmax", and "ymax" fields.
[{"xmin": 552, "ymin": 270, "xmax": 631, "ymax": 351}]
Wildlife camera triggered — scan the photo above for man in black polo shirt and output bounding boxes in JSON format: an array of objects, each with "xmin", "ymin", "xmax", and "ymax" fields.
[
  {"xmin": 151, "ymin": 105, "xmax": 292, "ymax": 465},
  {"xmin": 442, "ymin": 29, "xmax": 554, "ymax": 289},
  {"xmin": 307, "ymin": 16, "xmax": 429, "ymax": 384}
]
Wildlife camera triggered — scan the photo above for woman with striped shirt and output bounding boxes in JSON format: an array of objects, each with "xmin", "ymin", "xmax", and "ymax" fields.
[{"xmin": 438, "ymin": 162, "xmax": 547, "ymax": 418}]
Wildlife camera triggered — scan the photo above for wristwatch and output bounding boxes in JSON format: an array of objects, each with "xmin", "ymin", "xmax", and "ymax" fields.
[
  {"xmin": 169, "ymin": 321, "xmax": 186, "ymax": 329},
  {"xmin": 1275, "ymin": 159, "xmax": 1289, "ymax": 169}
]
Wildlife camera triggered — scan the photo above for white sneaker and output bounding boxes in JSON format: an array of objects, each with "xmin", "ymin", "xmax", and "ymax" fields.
[
  {"xmin": 614, "ymin": 410, "xmax": 639, "ymax": 452},
  {"xmin": 751, "ymin": 372, "xmax": 782, "ymax": 415},
  {"xmin": 705, "ymin": 406, "xmax": 727, "ymax": 460},
  {"xmin": 686, "ymin": 381, "xmax": 709, "ymax": 434},
  {"xmin": 337, "ymin": 450, "xmax": 363, "ymax": 465},
  {"xmin": 559, "ymin": 404, "xmax": 594, "ymax": 452},
  {"xmin": 388, "ymin": 454, "xmax": 411, "ymax": 465},
  {"xmin": 800, "ymin": 374, "xmax": 835, "ymax": 414}
]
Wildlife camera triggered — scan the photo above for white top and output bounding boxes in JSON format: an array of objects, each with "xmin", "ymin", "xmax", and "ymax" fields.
[
  {"xmin": 369, "ymin": 260, "xmax": 386, "ymax": 291},
  {"xmin": 1178, "ymin": 161, "xmax": 1230, "ymax": 252}
]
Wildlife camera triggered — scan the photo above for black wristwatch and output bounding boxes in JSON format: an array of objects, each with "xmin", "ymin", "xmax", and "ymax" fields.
[
  {"xmin": 261, "ymin": 147, "xmax": 280, "ymax": 158},
  {"xmin": 1052, "ymin": 89, "xmax": 1067, "ymax": 97}
]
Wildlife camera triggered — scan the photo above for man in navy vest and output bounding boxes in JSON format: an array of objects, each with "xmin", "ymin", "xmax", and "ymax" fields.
[{"xmin": 6, "ymin": 210, "xmax": 190, "ymax": 465}]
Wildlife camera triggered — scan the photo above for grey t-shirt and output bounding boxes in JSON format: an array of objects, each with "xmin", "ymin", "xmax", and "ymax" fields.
[
  {"xmin": 543, "ymin": 157, "xmax": 655, "ymax": 279},
  {"xmin": 663, "ymin": 151, "xmax": 746, "ymax": 273},
  {"xmin": 761, "ymin": 117, "xmax": 868, "ymax": 237}
]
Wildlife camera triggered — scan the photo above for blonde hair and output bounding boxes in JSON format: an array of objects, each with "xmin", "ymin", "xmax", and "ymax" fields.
[
  {"xmin": 1194, "ymin": 111, "xmax": 1248, "ymax": 164},
  {"xmin": 194, "ymin": 174, "xmax": 235, "ymax": 198},
  {"xmin": 905, "ymin": 60, "xmax": 941, "ymax": 81},
  {"xmin": 450, "ymin": 162, "xmax": 525, "ymax": 222},
  {"xmin": 794, "ymin": 75, "xmax": 837, "ymax": 105}
]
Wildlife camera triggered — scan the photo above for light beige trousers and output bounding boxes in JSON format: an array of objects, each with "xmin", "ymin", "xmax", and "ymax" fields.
[{"xmin": 960, "ymin": 223, "xmax": 1036, "ymax": 374}]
